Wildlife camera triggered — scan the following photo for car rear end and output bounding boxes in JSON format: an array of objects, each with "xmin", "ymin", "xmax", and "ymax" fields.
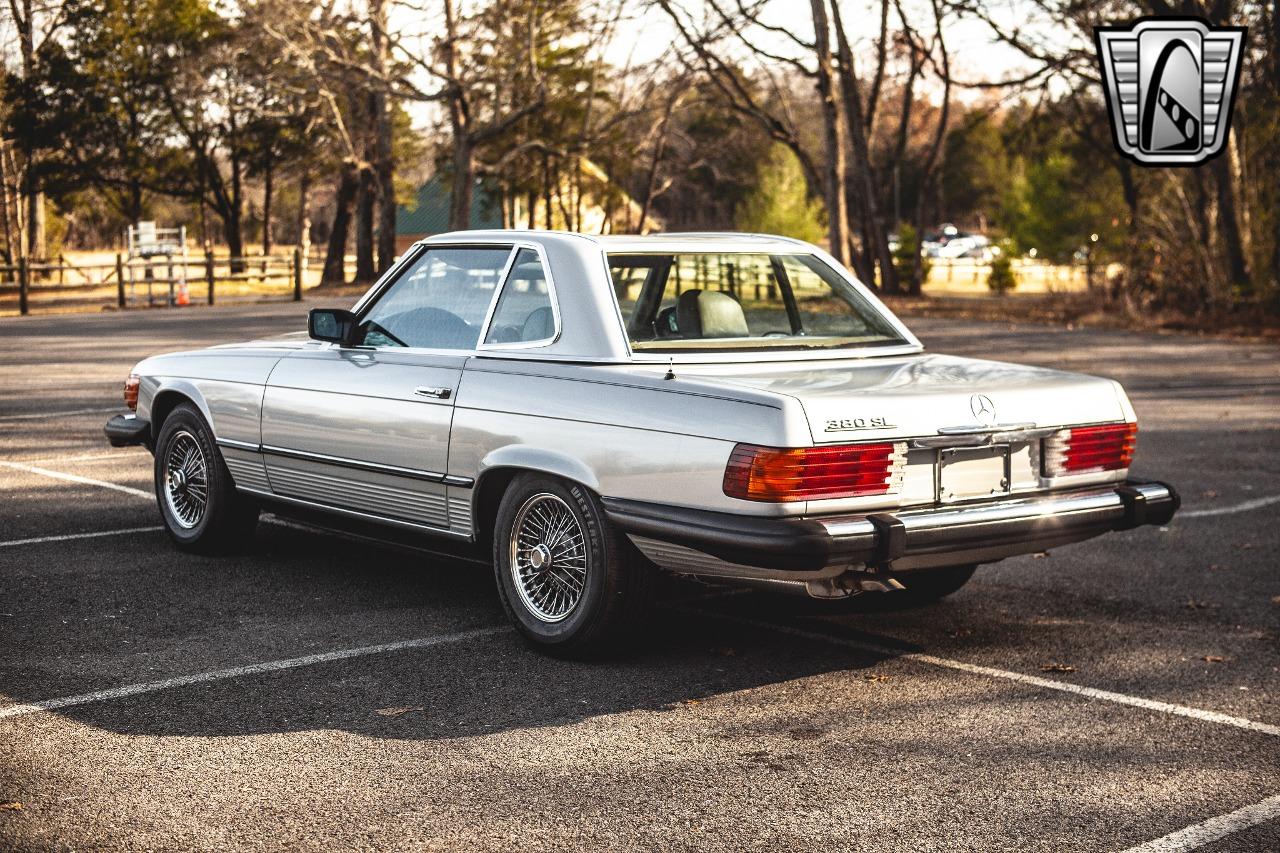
[{"xmin": 595, "ymin": 236, "xmax": 1177, "ymax": 597}]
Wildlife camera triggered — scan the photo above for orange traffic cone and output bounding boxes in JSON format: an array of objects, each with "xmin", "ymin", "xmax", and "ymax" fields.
[{"xmin": 175, "ymin": 279, "xmax": 190, "ymax": 306}]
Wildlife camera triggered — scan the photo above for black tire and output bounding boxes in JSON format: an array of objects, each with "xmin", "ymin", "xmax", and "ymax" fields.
[
  {"xmin": 493, "ymin": 473, "xmax": 654, "ymax": 657},
  {"xmin": 849, "ymin": 564, "xmax": 978, "ymax": 610},
  {"xmin": 153, "ymin": 402, "xmax": 259, "ymax": 553}
]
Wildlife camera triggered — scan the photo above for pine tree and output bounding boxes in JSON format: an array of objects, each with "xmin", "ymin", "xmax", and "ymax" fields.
[{"xmin": 735, "ymin": 144, "xmax": 825, "ymax": 245}]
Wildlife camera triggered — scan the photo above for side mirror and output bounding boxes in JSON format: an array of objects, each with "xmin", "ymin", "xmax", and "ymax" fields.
[{"xmin": 308, "ymin": 308, "xmax": 358, "ymax": 346}]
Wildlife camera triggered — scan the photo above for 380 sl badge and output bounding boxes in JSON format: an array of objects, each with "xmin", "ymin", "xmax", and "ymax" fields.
[{"xmin": 825, "ymin": 416, "xmax": 894, "ymax": 432}]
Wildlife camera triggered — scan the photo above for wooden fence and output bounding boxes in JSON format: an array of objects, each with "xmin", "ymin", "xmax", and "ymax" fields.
[{"xmin": 0, "ymin": 248, "xmax": 332, "ymax": 315}]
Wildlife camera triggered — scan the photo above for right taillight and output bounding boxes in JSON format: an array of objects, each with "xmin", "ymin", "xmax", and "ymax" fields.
[{"xmin": 1042, "ymin": 422, "xmax": 1137, "ymax": 476}]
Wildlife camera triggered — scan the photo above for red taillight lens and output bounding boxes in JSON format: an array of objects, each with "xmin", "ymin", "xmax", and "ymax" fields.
[
  {"xmin": 1043, "ymin": 422, "xmax": 1137, "ymax": 476},
  {"xmin": 123, "ymin": 375, "xmax": 140, "ymax": 411},
  {"xmin": 723, "ymin": 442, "xmax": 906, "ymax": 502}
]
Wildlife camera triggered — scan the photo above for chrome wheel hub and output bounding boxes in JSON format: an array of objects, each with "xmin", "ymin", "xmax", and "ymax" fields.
[
  {"xmin": 163, "ymin": 430, "xmax": 209, "ymax": 530},
  {"xmin": 510, "ymin": 493, "xmax": 587, "ymax": 623},
  {"xmin": 529, "ymin": 543, "xmax": 552, "ymax": 570}
]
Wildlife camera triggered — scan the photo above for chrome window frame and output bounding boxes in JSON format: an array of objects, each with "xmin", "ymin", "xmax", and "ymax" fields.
[
  {"xmin": 339, "ymin": 239, "xmax": 563, "ymax": 358},
  {"xmin": 476, "ymin": 242, "xmax": 563, "ymax": 351}
]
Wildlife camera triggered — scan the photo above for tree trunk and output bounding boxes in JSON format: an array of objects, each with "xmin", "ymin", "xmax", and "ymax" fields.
[
  {"xmin": 355, "ymin": 165, "xmax": 376, "ymax": 281},
  {"xmin": 13, "ymin": 0, "xmax": 44, "ymax": 262},
  {"xmin": 449, "ymin": 140, "xmax": 475, "ymax": 231},
  {"xmin": 543, "ymin": 154, "xmax": 554, "ymax": 229},
  {"xmin": 0, "ymin": 143, "xmax": 14, "ymax": 264},
  {"xmin": 127, "ymin": 177, "xmax": 144, "ymax": 225},
  {"xmin": 322, "ymin": 163, "xmax": 358, "ymax": 285},
  {"xmin": 443, "ymin": 0, "xmax": 473, "ymax": 233},
  {"xmin": 1272, "ymin": 0, "xmax": 1280, "ymax": 289},
  {"xmin": 845, "ymin": 191, "xmax": 875, "ymax": 284},
  {"xmin": 807, "ymin": 0, "xmax": 850, "ymax": 268},
  {"xmin": 1211, "ymin": 146, "xmax": 1250, "ymax": 296},
  {"xmin": 639, "ymin": 94, "xmax": 678, "ymax": 234},
  {"xmin": 908, "ymin": 0, "xmax": 951, "ymax": 297},
  {"xmin": 262, "ymin": 159, "xmax": 274, "ymax": 256},
  {"xmin": 830, "ymin": 0, "xmax": 897, "ymax": 292},
  {"xmin": 296, "ymin": 171, "xmax": 311, "ymax": 257},
  {"xmin": 226, "ymin": 154, "xmax": 246, "ymax": 273},
  {"xmin": 1116, "ymin": 161, "xmax": 1143, "ymax": 310},
  {"xmin": 222, "ymin": 206, "xmax": 244, "ymax": 263},
  {"xmin": 369, "ymin": 0, "xmax": 397, "ymax": 271}
]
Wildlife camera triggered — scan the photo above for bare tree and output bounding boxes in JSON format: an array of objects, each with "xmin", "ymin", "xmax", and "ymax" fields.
[
  {"xmin": 829, "ymin": 0, "xmax": 898, "ymax": 292},
  {"xmin": 807, "ymin": 0, "xmax": 851, "ymax": 267},
  {"xmin": 2, "ymin": 0, "xmax": 68, "ymax": 260}
]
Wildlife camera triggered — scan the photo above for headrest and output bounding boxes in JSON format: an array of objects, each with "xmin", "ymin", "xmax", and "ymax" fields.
[
  {"xmin": 520, "ymin": 306, "xmax": 555, "ymax": 341},
  {"xmin": 676, "ymin": 290, "xmax": 749, "ymax": 338}
]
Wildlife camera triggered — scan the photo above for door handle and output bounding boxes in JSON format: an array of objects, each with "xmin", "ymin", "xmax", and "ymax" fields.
[{"xmin": 414, "ymin": 386, "xmax": 452, "ymax": 400}]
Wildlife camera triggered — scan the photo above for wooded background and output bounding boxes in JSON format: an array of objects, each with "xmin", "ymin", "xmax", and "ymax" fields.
[{"xmin": 0, "ymin": 0, "xmax": 1276, "ymax": 320}]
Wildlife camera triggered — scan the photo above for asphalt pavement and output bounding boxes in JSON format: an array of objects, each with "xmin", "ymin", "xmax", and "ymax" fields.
[{"xmin": 1, "ymin": 301, "xmax": 1277, "ymax": 851}]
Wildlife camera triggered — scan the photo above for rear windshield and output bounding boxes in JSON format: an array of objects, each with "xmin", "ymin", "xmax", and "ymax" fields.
[{"xmin": 607, "ymin": 252, "xmax": 906, "ymax": 352}]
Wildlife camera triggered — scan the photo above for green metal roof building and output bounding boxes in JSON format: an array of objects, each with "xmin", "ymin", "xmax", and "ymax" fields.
[{"xmin": 395, "ymin": 176, "xmax": 503, "ymax": 250}]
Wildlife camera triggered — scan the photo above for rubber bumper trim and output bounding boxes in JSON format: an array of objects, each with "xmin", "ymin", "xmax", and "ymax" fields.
[
  {"xmin": 603, "ymin": 479, "xmax": 1179, "ymax": 575},
  {"xmin": 104, "ymin": 414, "xmax": 150, "ymax": 448}
]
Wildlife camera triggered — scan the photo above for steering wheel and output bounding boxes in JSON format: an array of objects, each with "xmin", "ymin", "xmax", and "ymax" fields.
[{"xmin": 361, "ymin": 319, "xmax": 409, "ymax": 347}]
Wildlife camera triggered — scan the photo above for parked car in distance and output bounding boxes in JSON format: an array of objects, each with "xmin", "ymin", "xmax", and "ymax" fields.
[{"xmin": 105, "ymin": 231, "xmax": 1178, "ymax": 655}]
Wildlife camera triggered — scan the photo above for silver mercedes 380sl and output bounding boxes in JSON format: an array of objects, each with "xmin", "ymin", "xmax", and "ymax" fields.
[{"xmin": 105, "ymin": 231, "xmax": 1178, "ymax": 654}]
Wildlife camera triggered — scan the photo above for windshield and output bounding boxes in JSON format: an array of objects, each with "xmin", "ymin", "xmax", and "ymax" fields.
[{"xmin": 608, "ymin": 252, "xmax": 906, "ymax": 353}]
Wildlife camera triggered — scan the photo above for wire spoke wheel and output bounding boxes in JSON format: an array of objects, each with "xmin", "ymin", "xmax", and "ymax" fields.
[
  {"xmin": 163, "ymin": 429, "xmax": 209, "ymax": 529},
  {"xmin": 510, "ymin": 492, "xmax": 588, "ymax": 623}
]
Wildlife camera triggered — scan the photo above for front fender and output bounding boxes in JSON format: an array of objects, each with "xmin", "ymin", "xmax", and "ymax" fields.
[{"xmin": 140, "ymin": 377, "xmax": 217, "ymax": 435}]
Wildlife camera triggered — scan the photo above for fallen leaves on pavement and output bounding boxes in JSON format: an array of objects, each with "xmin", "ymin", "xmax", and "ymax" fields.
[
  {"xmin": 1040, "ymin": 663, "xmax": 1077, "ymax": 673},
  {"xmin": 0, "ymin": 802, "xmax": 23, "ymax": 811},
  {"xmin": 1202, "ymin": 655, "xmax": 1228, "ymax": 663},
  {"xmin": 375, "ymin": 706, "xmax": 425, "ymax": 718}
]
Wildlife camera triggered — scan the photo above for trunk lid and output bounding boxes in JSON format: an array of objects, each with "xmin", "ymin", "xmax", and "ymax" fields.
[{"xmin": 677, "ymin": 353, "xmax": 1129, "ymax": 443}]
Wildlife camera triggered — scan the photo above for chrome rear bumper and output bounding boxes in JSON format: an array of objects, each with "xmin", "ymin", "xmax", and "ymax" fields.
[{"xmin": 605, "ymin": 480, "xmax": 1179, "ymax": 582}]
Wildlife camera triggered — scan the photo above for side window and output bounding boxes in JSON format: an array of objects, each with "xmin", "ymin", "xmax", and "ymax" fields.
[
  {"xmin": 359, "ymin": 246, "xmax": 512, "ymax": 349},
  {"xmin": 483, "ymin": 248, "xmax": 556, "ymax": 345}
]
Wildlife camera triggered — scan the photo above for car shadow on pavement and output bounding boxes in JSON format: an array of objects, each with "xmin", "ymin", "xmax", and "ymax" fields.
[{"xmin": 0, "ymin": 519, "xmax": 917, "ymax": 743}]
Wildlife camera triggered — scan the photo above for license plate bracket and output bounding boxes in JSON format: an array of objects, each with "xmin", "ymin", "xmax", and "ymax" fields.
[{"xmin": 937, "ymin": 445, "xmax": 1011, "ymax": 503}]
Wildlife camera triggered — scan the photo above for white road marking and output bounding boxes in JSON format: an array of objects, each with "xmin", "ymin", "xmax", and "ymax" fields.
[
  {"xmin": 18, "ymin": 451, "xmax": 140, "ymax": 465},
  {"xmin": 0, "ymin": 460, "xmax": 153, "ymax": 500},
  {"xmin": 1178, "ymin": 494, "xmax": 1280, "ymax": 519},
  {"xmin": 0, "ymin": 407, "xmax": 116, "ymax": 422},
  {"xmin": 683, "ymin": 608, "xmax": 1280, "ymax": 738},
  {"xmin": 0, "ymin": 626, "xmax": 508, "ymax": 721},
  {"xmin": 0, "ymin": 526, "xmax": 163, "ymax": 548},
  {"xmin": 1117, "ymin": 792, "xmax": 1280, "ymax": 852}
]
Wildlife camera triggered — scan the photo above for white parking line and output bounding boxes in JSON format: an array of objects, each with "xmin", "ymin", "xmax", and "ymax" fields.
[
  {"xmin": 683, "ymin": 608, "xmax": 1280, "ymax": 738},
  {"xmin": 0, "ymin": 626, "xmax": 509, "ymax": 721},
  {"xmin": 1178, "ymin": 494, "xmax": 1280, "ymax": 519},
  {"xmin": 0, "ymin": 407, "xmax": 116, "ymax": 422},
  {"xmin": 0, "ymin": 460, "xmax": 153, "ymax": 500},
  {"xmin": 0, "ymin": 526, "xmax": 163, "ymax": 548},
  {"xmin": 18, "ymin": 451, "xmax": 140, "ymax": 465},
  {"xmin": 1118, "ymin": 792, "xmax": 1280, "ymax": 852}
]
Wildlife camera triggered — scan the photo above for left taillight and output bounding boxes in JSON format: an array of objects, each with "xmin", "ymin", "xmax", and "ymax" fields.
[
  {"xmin": 1042, "ymin": 422, "xmax": 1136, "ymax": 476},
  {"xmin": 723, "ymin": 441, "xmax": 907, "ymax": 502},
  {"xmin": 123, "ymin": 375, "xmax": 140, "ymax": 411}
]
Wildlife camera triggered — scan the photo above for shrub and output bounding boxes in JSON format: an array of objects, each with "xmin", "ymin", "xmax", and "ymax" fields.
[
  {"xmin": 987, "ymin": 244, "xmax": 1018, "ymax": 294},
  {"xmin": 893, "ymin": 223, "xmax": 931, "ymax": 286}
]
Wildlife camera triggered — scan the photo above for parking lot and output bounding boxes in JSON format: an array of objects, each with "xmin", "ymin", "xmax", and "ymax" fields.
[{"xmin": 1, "ymin": 302, "xmax": 1277, "ymax": 851}]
